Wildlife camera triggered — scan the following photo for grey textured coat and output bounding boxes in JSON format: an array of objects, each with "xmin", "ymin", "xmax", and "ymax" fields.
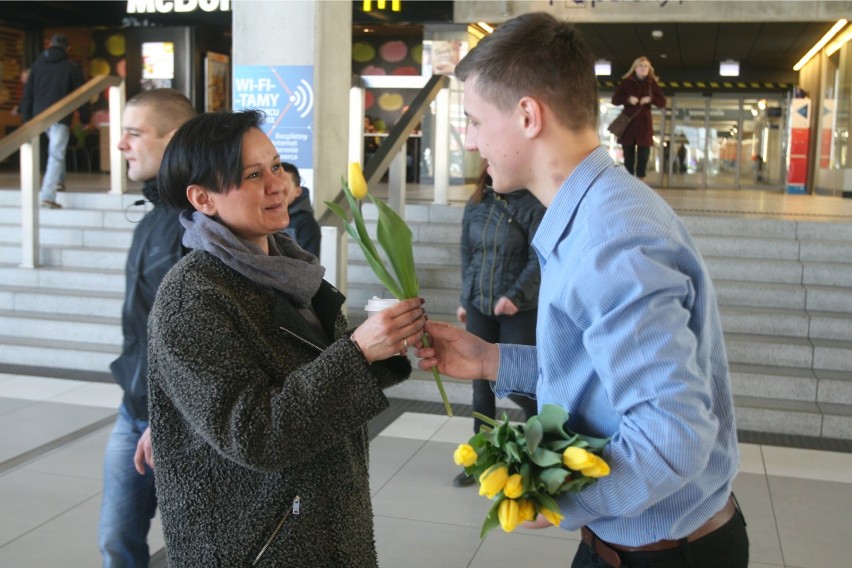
[{"xmin": 148, "ymin": 251, "xmax": 411, "ymax": 567}]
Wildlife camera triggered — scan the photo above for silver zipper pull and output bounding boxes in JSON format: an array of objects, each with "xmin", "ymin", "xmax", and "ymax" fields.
[{"xmin": 292, "ymin": 496, "xmax": 301, "ymax": 515}]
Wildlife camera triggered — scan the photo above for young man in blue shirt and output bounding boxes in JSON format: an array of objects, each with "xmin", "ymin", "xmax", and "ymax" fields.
[{"xmin": 416, "ymin": 12, "xmax": 748, "ymax": 568}]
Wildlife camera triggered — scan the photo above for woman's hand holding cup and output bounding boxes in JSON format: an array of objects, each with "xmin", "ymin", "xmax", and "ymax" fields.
[{"xmin": 351, "ymin": 297, "xmax": 426, "ymax": 363}]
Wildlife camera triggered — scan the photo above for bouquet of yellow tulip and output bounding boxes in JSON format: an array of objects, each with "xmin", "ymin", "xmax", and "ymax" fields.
[
  {"xmin": 453, "ymin": 404, "xmax": 610, "ymax": 537},
  {"xmin": 325, "ymin": 162, "xmax": 453, "ymax": 416}
]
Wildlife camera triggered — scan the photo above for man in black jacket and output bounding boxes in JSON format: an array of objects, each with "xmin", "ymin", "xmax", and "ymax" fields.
[
  {"xmin": 20, "ymin": 34, "xmax": 89, "ymax": 209},
  {"xmin": 282, "ymin": 162, "xmax": 321, "ymax": 257},
  {"xmin": 98, "ymin": 88, "xmax": 195, "ymax": 568}
]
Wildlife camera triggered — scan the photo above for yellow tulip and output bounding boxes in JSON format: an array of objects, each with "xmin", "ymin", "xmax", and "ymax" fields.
[
  {"xmin": 478, "ymin": 464, "xmax": 509, "ymax": 499},
  {"xmin": 539, "ymin": 505, "xmax": 565, "ymax": 527},
  {"xmin": 517, "ymin": 498, "xmax": 536, "ymax": 522},
  {"xmin": 581, "ymin": 455, "xmax": 611, "ymax": 478},
  {"xmin": 563, "ymin": 446, "xmax": 596, "ymax": 471},
  {"xmin": 503, "ymin": 473, "xmax": 524, "ymax": 499},
  {"xmin": 453, "ymin": 444, "xmax": 478, "ymax": 467},
  {"xmin": 348, "ymin": 162, "xmax": 368, "ymax": 199},
  {"xmin": 498, "ymin": 498, "xmax": 520, "ymax": 533}
]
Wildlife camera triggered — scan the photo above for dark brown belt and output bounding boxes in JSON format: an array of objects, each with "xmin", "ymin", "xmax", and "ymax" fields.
[{"xmin": 580, "ymin": 495, "xmax": 737, "ymax": 567}]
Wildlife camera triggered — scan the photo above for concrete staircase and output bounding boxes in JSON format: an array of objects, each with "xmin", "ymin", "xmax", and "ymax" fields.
[{"xmin": 2, "ymin": 190, "xmax": 852, "ymax": 440}]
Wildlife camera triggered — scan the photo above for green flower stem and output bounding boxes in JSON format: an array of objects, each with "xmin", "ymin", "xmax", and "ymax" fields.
[
  {"xmin": 471, "ymin": 411, "xmax": 501, "ymax": 428},
  {"xmin": 420, "ymin": 332, "xmax": 452, "ymax": 416}
]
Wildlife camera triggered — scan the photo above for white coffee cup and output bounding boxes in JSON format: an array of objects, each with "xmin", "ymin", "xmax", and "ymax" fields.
[{"xmin": 364, "ymin": 296, "xmax": 399, "ymax": 318}]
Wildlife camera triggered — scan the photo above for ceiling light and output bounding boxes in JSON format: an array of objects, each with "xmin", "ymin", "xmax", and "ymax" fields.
[
  {"xmin": 651, "ymin": 30, "xmax": 663, "ymax": 40},
  {"xmin": 793, "ymin": 19, "xmax": 848, "ymax": 70},
  {"xmin": 719, "ymin": 60, "xmax": 739, "ymax": 77},
  {"xmin": 826, "ymin": 24, "xmax": 852, "ymax": 56},
  {"xmin": 477, "ymin": 22, "xmax": 494, "ymax": 34},
  {"xmin": 594, "ymin": 60, "xmax": 612, "ymax": 76}
]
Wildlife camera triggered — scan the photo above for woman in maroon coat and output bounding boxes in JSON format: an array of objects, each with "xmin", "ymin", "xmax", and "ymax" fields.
[{"xmin": 611, "ymin": 56, "xmax": 666, "ymax": 180}]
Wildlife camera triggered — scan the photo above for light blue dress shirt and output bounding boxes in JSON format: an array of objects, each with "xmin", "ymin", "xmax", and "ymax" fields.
[{"xmin": 495, "ymin": 146, "xmax": 739, "ymax": 547}]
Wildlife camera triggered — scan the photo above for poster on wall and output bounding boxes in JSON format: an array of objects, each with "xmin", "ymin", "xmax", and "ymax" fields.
[
  {"xmin": 233, "ymin": 65, "xmax": 314, "ymax": 181},
  {"xmin": 142, "ymin": 41, "xmax": 174, "ymax": 90},
  {"xmin": 205, "ymin": 52, "xmax": 230, "ymax": 112},
  {"xmin": 786, "ymin": 97, "xmax": 810, "ymax": 194}
]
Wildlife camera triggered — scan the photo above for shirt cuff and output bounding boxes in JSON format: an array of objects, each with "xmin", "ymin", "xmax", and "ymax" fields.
[{"xmin": 494, "ymin": 344, "xmax": 538, "ymax": 398}]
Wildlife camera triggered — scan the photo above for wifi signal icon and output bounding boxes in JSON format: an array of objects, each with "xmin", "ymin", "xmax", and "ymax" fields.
[{"xmin": 290, "ymin": 80, "xmax": 314, "ymax": 118}]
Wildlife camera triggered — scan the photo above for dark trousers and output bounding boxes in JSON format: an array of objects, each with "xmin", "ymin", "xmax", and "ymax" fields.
[
  {"xmin": 570, "ymin": 508, "xmax": 749, "ymax": 568},
  {"xmin": 622, "ymin": 145, "xmax": 651, "ymax": 178},
  {"xmin": 464, "ymin": 302, "xmax": 538, "ymax": 433}
]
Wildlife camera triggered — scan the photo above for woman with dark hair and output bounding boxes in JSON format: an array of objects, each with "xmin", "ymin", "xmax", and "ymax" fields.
[
  {"xmin": 611, "ymin": 56, "xmax": 667, "ymax": 180},
  {"xmin": 148, "ymin": 110, "xmax": 425, "ymax": 566},
  {"xmin": 452, "ymin": 162, "xmax": 545, "ymax": 487}
]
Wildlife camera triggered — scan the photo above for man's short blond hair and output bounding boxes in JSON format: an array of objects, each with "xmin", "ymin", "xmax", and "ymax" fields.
[{"xmin": 126, "ymin": 89, "xmax": 196, "ymax": 137}]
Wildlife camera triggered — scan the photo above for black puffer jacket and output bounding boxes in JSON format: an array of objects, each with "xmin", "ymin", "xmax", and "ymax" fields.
[
  {"xmin": 460, "ymin": 187, "xmax": 546, "ymax": 315},
  {"xmin": 284, "ymin": 186, "xmax": 321, "ymax": 257},
  {"xmin": 109, "ymin": 181, "xmax": 185, "ymax": 421},
  {"xmin": 20, "ymin": 46, "xmax": 89, "ymax": 126}
]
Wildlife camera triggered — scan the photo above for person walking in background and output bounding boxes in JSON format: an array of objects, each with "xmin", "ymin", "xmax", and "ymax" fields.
[
  {"xmin": 20, "ymin": 34, "xmax": 89, "ymax": 209},
  {"xmin": 416, "ymin": 13, "xmax": 747, "ymax": 567},
  {"xmin": 453, "ymin": 163, "xmax": 544, "ymax": 487},
  {"xmin": 611, "ymin": 56, "xmax": 666, "ymax": 180},
  {"xmin": 98, "ymin": 89, "xmax": 196, "ymax": 568},
  {"xmin": 282, "ymin": 162, "xmax": 321, "ymax": 257},
  {"xmin": 147, "ymin": 110, "xmax": 425, "ymax": 566}
]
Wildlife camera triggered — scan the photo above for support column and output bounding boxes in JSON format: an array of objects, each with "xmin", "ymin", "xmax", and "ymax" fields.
[{"xmin": 233, "ymin": 0, "xmax": 351, "ymax": 219}]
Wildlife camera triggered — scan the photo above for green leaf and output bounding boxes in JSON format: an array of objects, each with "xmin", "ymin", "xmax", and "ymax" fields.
[
  {"xmin": 342, "ymin": 182, "xmax": 382, "ymax": 263},
  {"xmin": 480, "ymin": 497, "xmax": 503, "ymax": 539},
  {"xmin": 537, "ymin": 404, "xmax": 571, "ymax": 438},
  {"xmin": 575, "ymin": 433, "xmax": 610, "ymax": 451},
  {"xmin": 534, "ymin": 493, "xmax": 561, "ymax": 516},
  {"xmin": 324, "ymin": 200, "xmax": 403, "ymax": 298},
  {"xmin": 560, "ymin": 475, "xmax": 598, "ymax": 493},
  {"xmin": 519, "ymin": 461, "xmax": 534, "ymax": 493},
  {"xmin": 504, "ymin": 441, "xmax": 522, "ymax": 463},
  {"xmin": 528, "ymin": 446, "xmax": 564, "ymax": 468},
  {"xmin": 370, "ymin": 196, "xmax": 420, "ymax": 298},
  {"xmin": 524, "ymin": 416, "xmax": 543, "ymax": 454},
  {"xmin": 537, "ymin": 466, "xmax": 571, "ymax": 494}
]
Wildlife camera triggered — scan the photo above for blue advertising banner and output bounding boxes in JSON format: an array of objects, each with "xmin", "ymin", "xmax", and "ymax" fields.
[{"xmin": 233, "ymin": 65, "xmax": 314, "ymax": 171}]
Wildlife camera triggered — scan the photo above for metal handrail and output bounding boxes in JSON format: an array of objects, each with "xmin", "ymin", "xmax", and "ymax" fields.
[
  {"xmin": 318, "ymin": 74, "xmax": 450, "ymax": 225},
  {"xmin": 0, "ymin": 75, "xmax": 122, "ymax": 163},
  {"xmin": 9, "ymin": 75, "xmax": 125, "ymax": 269}
]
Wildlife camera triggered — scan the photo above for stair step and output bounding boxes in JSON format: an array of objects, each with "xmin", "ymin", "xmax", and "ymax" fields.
[
  {"xmin": 0, "ymin": 310, "xmax": 122, "ymax": 345},
  {"xmin": 715, "ymin": 280, "xmax": 805, "ymax": 310},
  {"xmin": 704, "ymin": 256, "xmax": 802, "ymax": 285},
  {"xmin": 724, "ymin": 333, "xmax": 813, "ymax": 369},
  {"xmin": 815, "ymin": 369, "xmax": 852, "ymax": 406},
  {"xmin": 682, "ymin": 216, "xmax": 797, "ymax": 238},
  {"xmin": 347, "ymin": 262, "xmax": 461, "ymax": 291},
  {"xmin": 0, "ymin": 334, "xmax": 117, "ymax": 372},
  {"xmin": 719, "ymin": 306, "xmax": 809, "ymax": 337},
  {"xmin": 0, "ymin": 264, "xmax": 124, "ymax": 294},
  {"xmin": 733, "ymin": 395, "xmax": 824, "ymax": 437},
  {"xmin": 729, "ymin": 363, "xmax": 817, "ymax": 402},
  {"xmin": 0, "ymin": 286, "xmax": 123, "ymax": 317},
  {"xmin": 693, "ymin": 234, "xmax": 800, "ymax": 260}
]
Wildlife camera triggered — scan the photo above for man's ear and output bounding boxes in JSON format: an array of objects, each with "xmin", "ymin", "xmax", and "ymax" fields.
[
  {"xmin": 186, "ymin": 184, "xmax": 215, "ymax": 215},
  {"xmin": 162, "ymin": 127, "xmax": 179, "ymax": 144},
  {"xmin": 517, "ymin": 96, "xmax": 543, "ymax": 139}
]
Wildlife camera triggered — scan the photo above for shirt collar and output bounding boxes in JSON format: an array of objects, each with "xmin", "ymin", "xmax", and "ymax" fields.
[{"xmin": 532, "ymin": 146, "xmax": 615, "ymax": 262}]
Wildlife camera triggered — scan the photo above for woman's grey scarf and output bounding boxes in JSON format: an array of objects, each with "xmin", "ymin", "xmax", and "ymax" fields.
[{"xmin": 180, "ymin": 210, "xmax": 325, "ymax": 310}]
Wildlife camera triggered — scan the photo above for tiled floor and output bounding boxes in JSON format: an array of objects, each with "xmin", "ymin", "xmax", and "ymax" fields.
[{"xmin": 1, "ymin": 374, "xmax": 851, "ymax": 567}]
